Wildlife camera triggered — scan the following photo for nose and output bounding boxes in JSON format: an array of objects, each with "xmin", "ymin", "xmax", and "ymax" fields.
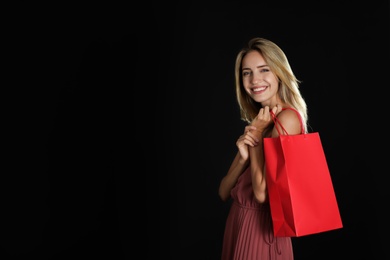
[
  {"xmin": 251, "ymin": 74, "xmax": 262, "ymax": 85},
  {"xmin": 251, "ymin": 70, "xmax": 264, "ymax": 85}
]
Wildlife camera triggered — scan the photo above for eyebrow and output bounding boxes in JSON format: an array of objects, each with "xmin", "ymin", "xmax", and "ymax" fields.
[{"xmin": 242, "ymin": 65, "xmax": 269, "ymax": 70}]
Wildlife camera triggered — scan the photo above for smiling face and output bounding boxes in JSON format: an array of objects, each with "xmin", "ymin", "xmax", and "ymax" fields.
[{"xmin": 241, "ymin": 50, "xmax": 281, "ymax": 107}]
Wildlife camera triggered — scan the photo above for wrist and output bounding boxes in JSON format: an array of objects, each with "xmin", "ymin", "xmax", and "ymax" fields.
[{"xmin": 251, "ymin": 130, "xmax": 263, "ymax": 140}]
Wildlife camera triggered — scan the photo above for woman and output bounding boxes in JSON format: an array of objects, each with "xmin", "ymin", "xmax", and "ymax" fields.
[{"xmin": 219, "ymin": 37, "xmax": 308, "ymax": 260}]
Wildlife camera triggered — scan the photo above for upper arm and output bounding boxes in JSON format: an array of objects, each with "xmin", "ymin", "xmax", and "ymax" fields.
[{"xmin": 271, "ymin": 109, "xmax": 302, "ymax": 137}]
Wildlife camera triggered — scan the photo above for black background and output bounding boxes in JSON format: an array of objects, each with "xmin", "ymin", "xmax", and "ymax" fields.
[{"xmin": 6, "ymin": 1, "xmax": 389, "ymax": 259}]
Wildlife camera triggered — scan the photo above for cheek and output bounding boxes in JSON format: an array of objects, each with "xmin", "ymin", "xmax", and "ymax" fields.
[
  {"xmin": 267, "ymin": 74, "xmax": 279, "ymax": 84},
  {"xmin": 242, "ymin": 79, "xmax": 250, "ymax": 90},
  {"xmin": 242, "ymin": 81, "xmax": 251, "ymax": 94},
  {"xmin": 242, "ymin": 77, "xmax": 249, "ymax": 85},
  {"xmin": 266, "ymin": 74, "xmax": 278, "ymax": 84}
]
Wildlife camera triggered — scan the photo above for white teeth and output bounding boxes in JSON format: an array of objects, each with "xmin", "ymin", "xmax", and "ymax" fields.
[{"xmin": 253, "ymin": 87, "xmax": 266, "ymax": 91}]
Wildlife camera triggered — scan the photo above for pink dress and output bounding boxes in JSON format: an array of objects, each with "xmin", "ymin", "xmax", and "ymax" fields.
[{"xmin": 221, "ymin": 167, "xmax": 293, "ymax": 260}]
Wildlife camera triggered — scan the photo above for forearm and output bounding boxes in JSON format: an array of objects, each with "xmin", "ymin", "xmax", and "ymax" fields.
[
  {"xmin": 249, "ymin": 141, "xmax": 267, "ymax": 203},
  {"xmin": 219, "ymin": 152, "xmax": 249, "ymax": 202}
]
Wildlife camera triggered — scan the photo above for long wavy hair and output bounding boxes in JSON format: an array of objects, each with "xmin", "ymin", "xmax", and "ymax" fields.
[{"xmin": 234, "ymin": 37, "xmax": 308, "ymax": 133}]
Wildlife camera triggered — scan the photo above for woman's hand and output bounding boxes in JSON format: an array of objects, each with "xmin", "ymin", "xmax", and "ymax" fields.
[
  {"xmin": 250, "ymin": 105, "xmax": 282, "ymax": 138},
  {"xmin": 236, "ymin": 125, "xmax": 259, "ymax": 161}
]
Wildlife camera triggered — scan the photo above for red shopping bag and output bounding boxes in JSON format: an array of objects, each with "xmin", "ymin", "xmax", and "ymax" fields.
[{"xmin": 264, "ymin": 108, "xmax": 343, "ymax": 237}]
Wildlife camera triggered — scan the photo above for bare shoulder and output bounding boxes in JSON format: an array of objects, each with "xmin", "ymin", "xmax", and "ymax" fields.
[{"xmin": 273, "ymin": 108, "xmax": 302, "ymax": 136}]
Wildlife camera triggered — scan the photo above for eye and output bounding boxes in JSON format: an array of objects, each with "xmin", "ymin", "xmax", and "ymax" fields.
[
  {"xmin": 242, "ymin": 71, "xmax": 251, "ymax": 77},
  {"xmin": 260, "ymin": 68, "xmax": 270, "ymax": 73}
]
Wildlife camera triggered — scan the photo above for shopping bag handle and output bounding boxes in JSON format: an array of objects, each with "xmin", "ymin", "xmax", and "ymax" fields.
[{"xmin": 270, "ymin": 107, "xmax": 304, "ymax": 136}]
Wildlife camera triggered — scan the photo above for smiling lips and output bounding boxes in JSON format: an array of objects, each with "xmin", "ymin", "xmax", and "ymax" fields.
[{"xmin": 252, "ymin": 86, "xmax": 267, "ymax": 94}]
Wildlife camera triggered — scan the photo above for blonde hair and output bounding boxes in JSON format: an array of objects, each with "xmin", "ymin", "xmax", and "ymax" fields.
[{"xmin": 234, "ymin": 37, "xmax": 308, "ymax": 133}]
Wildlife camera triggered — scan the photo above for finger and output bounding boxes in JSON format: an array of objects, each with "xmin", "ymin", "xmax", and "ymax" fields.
[
  {"xmin": 245, "ymin": 132, "xmax": 259, "ymax": 143},
  {"xmin": 237, "ymin": 137, "xmax": 256, "ymax": 148},
  {"xmin": 263, "ymin": 106, "xmax": 271, "ymax": 117},
  {"xmin": 243, "ymin": 139, "xmax": 258, "ymax": 147},
  {"xmin": 271, "ymin": 105, "xmax": 278, "ymax": 115},
  {"xmin": 238, "ymin": 134, "xmax": 257, "ymax": 145},
  {"xmin": 245, "ymin": 125, "xmax": 257, "ymax": 133},
  {"xmin": 276, "ymin": 104, "xmax": 282, "ymax": 113}
]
